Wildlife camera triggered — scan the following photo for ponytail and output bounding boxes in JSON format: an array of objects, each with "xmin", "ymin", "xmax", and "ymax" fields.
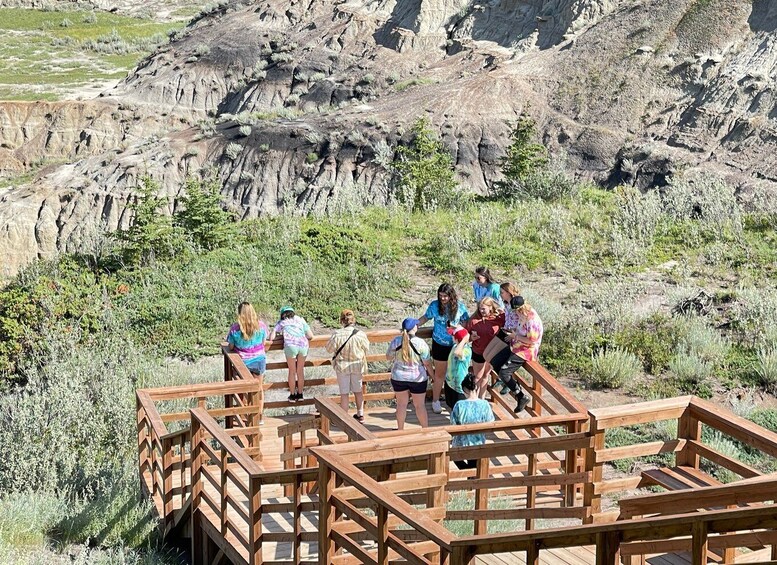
[{"xmin": 401, "ymin": 329, "xmax": 412, "ymax": 363}]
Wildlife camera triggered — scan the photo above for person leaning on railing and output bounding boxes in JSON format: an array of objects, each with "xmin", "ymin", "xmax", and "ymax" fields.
[
  {"xmin": 325, "ymin": 309, "xmax": 370, "ymax": 422},
  {"xmin": 386, "ymin": 318, "xmax": 433, "ymax": 430},
  {"xmin": 225, "ymin": 302, "xmax": 268, "ymax": 424}
]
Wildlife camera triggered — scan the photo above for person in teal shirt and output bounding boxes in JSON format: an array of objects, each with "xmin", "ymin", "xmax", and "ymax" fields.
[
  {"xmin": 444, "ymin": 327, "xmax": 472, "ymax": 410},
  {"xmin": 450, "ymin": 372, "xmax": 495, "ymax": 470},
  {"xmin": 472, "ymin": 266, "xmax": 501, "ymax": 304},
  {"xmin": 417, "ymin": 283, "xmax": 470, "ymax": 415}
]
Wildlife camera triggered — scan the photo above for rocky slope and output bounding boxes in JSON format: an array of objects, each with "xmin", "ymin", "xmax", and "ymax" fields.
[{"xmin": 1, "ymin": 0, "xmax": 776, "ymax": 277}]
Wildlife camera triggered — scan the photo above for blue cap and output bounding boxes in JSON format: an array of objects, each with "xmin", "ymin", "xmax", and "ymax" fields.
[
  {"xmin": 402, "ymin": 318, "xmax": 419, "ymax": 331},
  {"xmin": 280, "ymin": 305, "xmax": 294, "ymax": 315}
]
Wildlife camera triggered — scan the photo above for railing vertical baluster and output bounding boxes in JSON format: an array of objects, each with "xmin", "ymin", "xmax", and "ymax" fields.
[
  {"xmin": 220, "ymin": 446, "xmax": 228, "ymax": 536},
  {"xmin": 676, "ymin": 409, "xmax": 701, "ymax": 469},
  {"xmin": 318, "ymin": 462, "xmax": 335, "ymax": 565},
  {"xmin": 595, "ymin": 531, "xmax": 620, "ymax": 564},
  {"xmin": 566, "ymin": 419, "xmax": 580, "ymax": 506},
  {"xmin": 137, "ymin": 397, "xmax": 149, "ymax": 494},
  {"xmin": 163, "ymin": 437, "xmax": 174, "ymax": 532},
  {"xmin": 526, "ymin": 540, "xmax": 540, "ymax": 565},
  {"xmin": 526, "ymin": 452, "xmax": 537, "ymax": 530},
  {"xmin": 585, "ymin": 415, "xmax": 605, "ymax": 524},
  {"xmin": 283, "ymin": 432, "xmax": 293, "ymax": 497},
  {"xmin": 691, "ymin": 522, "xmax": 708, "ymax": 565},
  {"xmin": 249, "ymin": 476, "xmax": 262, "ymax": 565},
  {"xmin": 191, "ymin": 415, "xmax": 204, "ymax": 565},
  {"xmin": 377, "ymin": 503, "xmax": 389, "ymax": 565},
  {"xmin": 293, "ymin": 472, "xmax": 302, "ymax": 565},
  {"xmin": 474, "ymin": 457, "xmax": 489, "ymax": 536}
]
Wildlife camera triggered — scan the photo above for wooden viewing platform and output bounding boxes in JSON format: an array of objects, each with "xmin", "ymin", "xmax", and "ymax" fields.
[{"xmin": 136, "ymin": 327, "xmax": 777, "ymax": 564}]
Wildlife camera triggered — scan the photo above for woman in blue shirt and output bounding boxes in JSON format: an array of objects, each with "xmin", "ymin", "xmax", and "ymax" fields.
[
  {"xmin": 450, "ymin": 372, "xmax": 495, "ymax": 470},
  {"xmin": 472, "ymin": 266, "xmax": 501, "ymax": 304},
  {"xmin": 418, "ymin": 283, "xmax": 469, "ymax": 415}
]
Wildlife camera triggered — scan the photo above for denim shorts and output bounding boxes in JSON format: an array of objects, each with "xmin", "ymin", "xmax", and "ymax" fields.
[
  {"xmin": 247, "ymin": 357, "xmax": 266, "ymax": 375},
  {"xmin": 284, "ymin": 345, "xmax": 309, "ymax": 358}
]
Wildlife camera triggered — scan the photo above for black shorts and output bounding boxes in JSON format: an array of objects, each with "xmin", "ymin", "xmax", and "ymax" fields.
[
  {"xmin": 391, "ymin": 379, "xmax": 428, "ymax": 395},
  {"xmin": 471, "ymin": 351, "xmax": 485, "ymax": 364},
  {"xmin": 431, "ymin": 340, "xmax": 453, "ymax": 362}
]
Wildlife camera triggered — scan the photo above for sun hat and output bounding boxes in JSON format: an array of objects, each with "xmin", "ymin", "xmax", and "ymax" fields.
[
  {"xmin": 280, "ymin": 305, "xmax": 295, "ymax": 315},
  {"xmin": 402, "ymin": 318, "xmax": 420, "ymax": 331}
]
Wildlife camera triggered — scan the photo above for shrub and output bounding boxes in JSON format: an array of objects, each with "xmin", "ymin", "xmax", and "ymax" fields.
[
  {"xmin": 495, "ymin": 167, "xmax": 578, "ymax": 202},
  {"xmin": 305, "ymin": 152, "xmax": 319, "ymax": 163},
  {"xmin": 238, "ymin": 125, "xmax": 251, "ymax": 137},
  {"xmin": 224, "ymin": 142, "xmax": 243, "ymax": 160},
  {"xmin": 749, "ymin": 408, "xmax": 777, "ymax": 433},
  {"xmin": 390, "ymin": 117, "xmax": 461, "ymax": 212},
  {"xmin": 82, "ymin": 11, "xmax": 97, "ymax": 23},
  {"xmin": 60, "ymin": 18, "xmax": 72, "ymax": 27},
  {"xmin": 613, "ymin": 314, "xmax": 677, "ymax": 373},
  {"xmin": 668, "ymin": 351, "xmax": 711, "ymax": 396},
  {"xmin": 613, "ymin": 185, "xmax": 662, "ymax": 246},
  {"xmin": 676, "ymin": 315, "xmax": 729, "ymax": 367},
  {"xmin": 663, "ymin": 173, "xmax": 742, "ymax": 236},
  {"xmin": 587, "ymin": 348, "xmax": 642, "ymax": 389},
  {"xmin": 755, "ymin": 348, "xmax": 777, "ymax": 392},
  {"xmin": 194, "ymin": 43, "xmax": 210, "ymax": 56}
]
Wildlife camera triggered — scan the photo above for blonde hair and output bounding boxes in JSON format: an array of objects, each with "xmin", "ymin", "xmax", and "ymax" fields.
[
  {"xmin": 478, "ymin": 296, "xmax": 501, "ymax": 316},
  {"xmin": 400, "ymin": 329, "xmax": 416, "ymax": 363},
  {"xmin": 500, "ymin": 281, "xmax": 521, "ymax": 298},
  {"xmin": 237, "ymin": 302, "xmax": 260, "ymax": 340},
  {"xmin": 340, "ymin": 309, "xmax": 356, "ymax": 326}
]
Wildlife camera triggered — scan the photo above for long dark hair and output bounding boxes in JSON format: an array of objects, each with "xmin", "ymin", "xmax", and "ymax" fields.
[
  {"xmin": 475, "ymin": 266, "xmax": 495, "ymax": 285},
  {"xmin": 437, "ymin": 283, "xmax": 458, "ymax": 321}
]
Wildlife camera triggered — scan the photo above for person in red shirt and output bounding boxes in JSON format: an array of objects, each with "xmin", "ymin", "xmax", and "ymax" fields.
[{"xmin": 464, "ymin": 297, "xmax": 504, "ymax": 398}]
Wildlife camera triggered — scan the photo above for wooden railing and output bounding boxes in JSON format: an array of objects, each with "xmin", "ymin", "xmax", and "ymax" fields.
[
  {"xmin": 137, "ymin": 379, "xmax": 264, "ymax": 533},
  {"xmin": 583, "ymin": 396, "xmax": 777, "ymax": 525},
  {"xmin": 314, "ymin": 431, "xmax": 458, "ymax": 565}
]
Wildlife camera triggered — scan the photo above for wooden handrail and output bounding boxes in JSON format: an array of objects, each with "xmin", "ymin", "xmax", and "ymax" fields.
[
  {"xmin": 452, "ymin": 504, "xmax": 777, "ymax": 560},
  {"xmin": 524, "ymin": 360, "xmax": 587, "ymax": 414},
  {"xmin": 190, "ymin": 408, "xmax": 263, "ymax": 476},
  {"xmin": 589, "ymin": 396, "xmax": 693, "ymax": 430},
  {"xmin": 315, "ymin": 397, "xmax": 376, "ymax": 441},
  {"xmin": 690, "ymin": 397, "xmax": 777, "ymax": 459},
  {"xmin": 314, "ymin": 448, "xmax": 455, "ymax": 550},
  {"xmin": 618, "ymin": 475, "xmax": 777, "ymax": 519},
  {"xmin": 140, "ymin": 378, "xmax": 263, "ymax": 401}
]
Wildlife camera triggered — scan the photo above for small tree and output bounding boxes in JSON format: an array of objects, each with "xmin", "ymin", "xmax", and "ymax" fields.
[
  {"xmin": 174, "ymin": 177, "xmax": 235, "ymax": 250},
  {"xmin": 493, "ymin": 114, "xmax": 549, "ymax": 199},
  {"xmin": 115, "ymin": 176, "xmax": 185, "ymax": 266},
  {"xmin": 391, "ymin": 118, "xmax": 460, "ymax": 212}
]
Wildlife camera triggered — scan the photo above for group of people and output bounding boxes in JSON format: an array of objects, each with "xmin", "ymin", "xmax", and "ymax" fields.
[{"xmin": 225, "ymin": 267, "xmax": 544, "ymax": 445}]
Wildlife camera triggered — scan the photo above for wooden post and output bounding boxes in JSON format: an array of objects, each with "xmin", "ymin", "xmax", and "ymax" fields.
[
  {"xmin": 220, "ymin": 446, "xmax": 228, "ymax": 536},
  {"xmin": 526, "ymin": 452, "xmax": 537, "ymax": 530},
  {"xmin": 248, "ymin": 390, "xmax": 262, "ymax": 462},
  {"xmin": 191, "ymin": 416, "xmax": 204, "ymax": 565},
  {"xmin": 427, "ymin": 450, "xmax": 447, "ymax": 516},
  {"xmin": 565, "ymin": 420, "xmax": 580, "ymax": 506},
  {"xmin": 283, "ymin": 433, "xmax": 293, "ymax": 497},
  {"xmin": 318, "ymin": 462, "xmax": 336, "ymax": 565},
  {"xmin": 584, "ymin": 415, "xmax": 605, "ymax": 524},
  {"xmin": 676, "ymin": 408, "xmax": 701, "ymax": 469},
  {"xmin": 377, "ymin": 503, "xmax": 389, "ymax": 565},
  {"xmin": 137, "ymin": 398, "xmax": 149, "ymax": 496},
  {"xmin": 293, "ymin": 473, "xmax": 302, "ymax": 565},
  {"xmin": 163, "ymin": 437, "xmax": 174, "ymax": 532},
  {"xmin": 224, "ymin": 351, "xmax": 232, "ymax": 428},
  {"xmin": 595, "ymin": 531, "xmax": 620, "ymax": 565},
  {"xmin": 474, "ymin": 457, "xmax": 490, "ymax": 535},
  {"xmin": 248, "ymin": 476, "xmax": 263, "ymax": 565},
  {"xmin": 526, "ymin": 540, "xmax": 540, "ymax": 565},
  {"xmin": 691, "ymin": 521, "xmax": 708, "ymax": 565}
]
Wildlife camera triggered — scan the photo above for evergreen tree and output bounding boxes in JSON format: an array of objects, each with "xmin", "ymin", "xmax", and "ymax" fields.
[
  {"xmin": 174, "ymin": 176, "xmax": 235, "ymax": 250},
  {"xmin": 392, "ymin": 118, "xmax": 460, "ymax": 212},
  {"xmin": 494, "ymin": 114, "xmax": 548, "ymax": 197},
  {"xmin": 116, "ymin": 176, "xmax": 185, "ymax": 266}
]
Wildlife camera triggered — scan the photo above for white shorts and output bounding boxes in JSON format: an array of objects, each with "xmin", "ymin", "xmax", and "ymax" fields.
[{"xmin": 336, "ymin": 372, "xmax": 363, "ymax": 395}]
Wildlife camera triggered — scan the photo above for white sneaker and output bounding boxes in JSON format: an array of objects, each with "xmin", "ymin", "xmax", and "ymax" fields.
[{"xmin": 432, "ymin": 400, "xmax": 443, "ymax": 414}]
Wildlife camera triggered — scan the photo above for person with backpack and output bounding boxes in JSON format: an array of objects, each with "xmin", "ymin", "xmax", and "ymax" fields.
[
  {"xmin": 386, "ymin": 318, "xmax": 433, "ymax": 430},
  {"xmin": 325, "ymin": 309, "xmax": 370, "ymax": 422}
]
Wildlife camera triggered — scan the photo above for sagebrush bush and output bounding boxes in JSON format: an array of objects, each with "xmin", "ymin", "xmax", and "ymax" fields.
[
  {"xmin": 676, "ymin": 315, "xmax": 729, "ymax": 367},
  {"xmin": 755, "ymin": 348, "xmax": 777, "ymax": 392},
  {"xmin": 494, "ymin": 167, "xmax": 578, "ymax": 202},
  {"xmin": 663, "ymin": 173, "xmax": 742, "ymax": 236},
  {"xmin": 614, "ymin": 314, "xmax": 677, "ymax": 373},
  {"xmin": 731, "ymin": 285, "xmax": 777, "ymax": 348},
  {"xmin": 613, "ymin": 185, "xmax": 663, "ymax": 246},
  {"xmin": 224, "ymin": 142, "xmax": 243, "ymax": 160},
  {"xmin": 668, "ymin": 351, "xmax": 711, "ymax": 395},
  {"xmin": 587, "ymin": 348, "xmax": 642, "ymax": 389}
]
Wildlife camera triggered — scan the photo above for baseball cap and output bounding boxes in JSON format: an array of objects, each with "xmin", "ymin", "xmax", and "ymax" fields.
[
  {"xmin": 280, "ymin": 305, "xmax": 295, "ymax": 315},
  {"xmin": 401, "ymin": 317, "xmax": 419, "ymax": 331}
]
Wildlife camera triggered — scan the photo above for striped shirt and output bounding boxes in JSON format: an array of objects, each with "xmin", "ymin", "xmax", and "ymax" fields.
[{"xmin": 325, "ymin": 326, "xmax": 370, "ymax": 375}]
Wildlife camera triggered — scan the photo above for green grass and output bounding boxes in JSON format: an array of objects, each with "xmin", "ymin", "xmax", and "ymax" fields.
[{"xmin": 0, "ymin": 8, "xmax": 185, "ymax": 100}]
